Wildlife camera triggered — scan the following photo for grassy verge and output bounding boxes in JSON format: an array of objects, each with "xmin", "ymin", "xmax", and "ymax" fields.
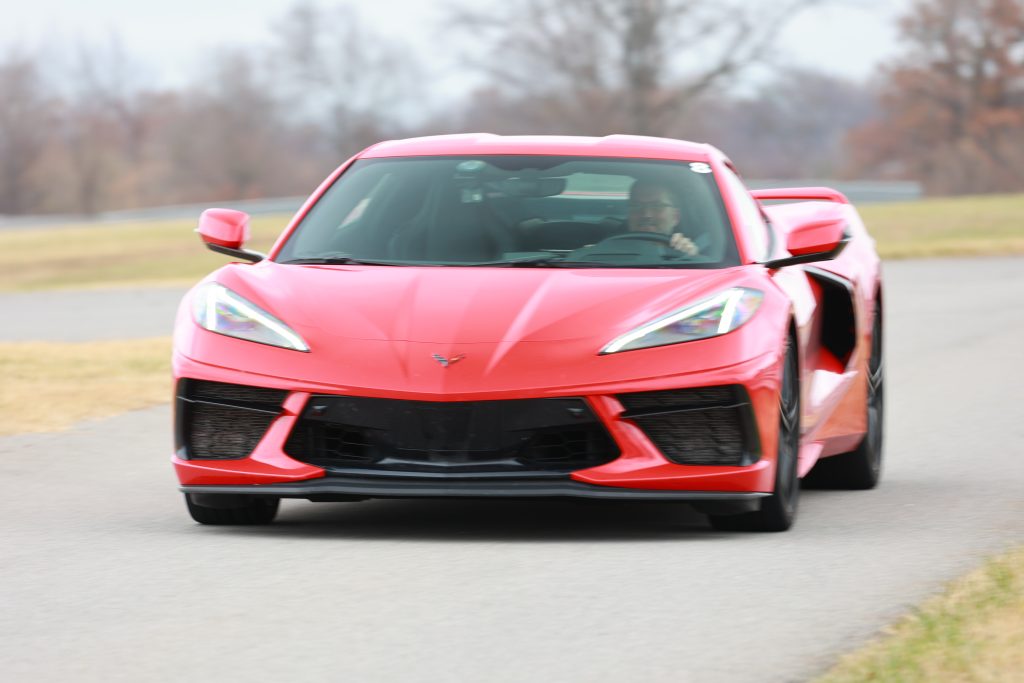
[
  {"xmin": 0, "ymin": 214, "xmax": 287, "ymax": 292},
  {"xmin": 859, "ymin": 193, "xmax": 1024, "ymax": 259},
  {"xmin": 0, "ymin": 338, "xmax": 172, "ymax": 435},
  {"xmin": 2, "ymin": 193, "xmax": 1024, "ymax": 292},
  {"xmin": 817, "ymin": 545, "xmax": 1024, "ymax": 682}
]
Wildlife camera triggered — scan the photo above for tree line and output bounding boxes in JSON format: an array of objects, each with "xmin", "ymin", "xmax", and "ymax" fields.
[{"xmin": 1, "ymin": 0, "xmax": 1021, "ymax": 216}]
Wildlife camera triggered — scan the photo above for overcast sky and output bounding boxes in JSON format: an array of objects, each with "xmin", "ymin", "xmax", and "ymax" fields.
[{"xmin": 2, "ymin": 0, "xmax": 912, "ymax": 92}]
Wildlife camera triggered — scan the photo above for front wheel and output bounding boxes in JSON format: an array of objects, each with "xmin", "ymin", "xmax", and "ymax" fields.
[
  {"xmin": 710, "ymin": 337, "xmax": 800, "ymax": 532},
  {"xmin": 184, "ymin": 493, "xmax": 280, "ymax": 525}
]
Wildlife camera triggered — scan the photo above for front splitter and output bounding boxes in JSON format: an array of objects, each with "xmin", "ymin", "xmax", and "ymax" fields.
[{"xmin": 182, "ymin": 475, "xmax": 770, "ymax": 502}]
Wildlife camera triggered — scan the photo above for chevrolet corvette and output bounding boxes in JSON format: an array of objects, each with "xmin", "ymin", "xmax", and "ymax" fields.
[{"xmin": 173, "ymin": 134, "xmax": 884, "ymax": 531}]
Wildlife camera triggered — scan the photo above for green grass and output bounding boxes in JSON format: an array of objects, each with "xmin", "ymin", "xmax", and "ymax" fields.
[
  {"xmin": 816, "ymin": 546, "xmax": 1024, "ymax": 683},
  {"xmin": 1, "ymin": 193, "xmax": 1023, "ymax": 292}
]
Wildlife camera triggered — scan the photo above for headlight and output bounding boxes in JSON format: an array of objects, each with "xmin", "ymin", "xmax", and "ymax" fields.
[
  {"xmin": 192, "ymin": 282, "xmax": 310, "ymax": 352},
  {"xmin": 601, "ymin": 287, "xmax": 763, "ymax": 354}
]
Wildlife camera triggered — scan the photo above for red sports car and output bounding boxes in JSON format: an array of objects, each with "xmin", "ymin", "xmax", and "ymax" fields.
[{"xmin": 173, "ymin": 134, "xmax": 883, "ymax": 531}]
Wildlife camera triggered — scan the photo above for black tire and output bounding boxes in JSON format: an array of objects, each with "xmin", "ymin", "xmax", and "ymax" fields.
[
  {"xmin": 184, "ymin": 494, "xmax": 280, "ymax": 525},
  {"xmin": 710, "ymin": 336, "xmax": 800, "ymax": 532},
  {"xmin": 804, "ymin": 302, "xmax": 884, "ymax": 490}
]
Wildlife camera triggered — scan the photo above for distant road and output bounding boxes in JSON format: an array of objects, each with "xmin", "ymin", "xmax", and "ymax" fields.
[
  {"xmin": 0, "ymin": 256, "xmax": 1021, "ymax": 682},
  {"xmin": 3, "ymin": 286, "xmax": 185, "ymax": 341},
  {"xmin": 0, "ymin": 181, "xmax": 922, "ymax": 231}
]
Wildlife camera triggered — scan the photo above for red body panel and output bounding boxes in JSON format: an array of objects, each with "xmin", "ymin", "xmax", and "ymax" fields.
[
  {"xmin": 174, "ymin": 134, "xmax": 882, "ymax": 498},
  {"xmin": 197, "ymin": 208, "xmax": 250, "ymax": 249}
]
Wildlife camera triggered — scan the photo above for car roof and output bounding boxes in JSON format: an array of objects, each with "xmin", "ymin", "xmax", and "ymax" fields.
[{"xmin": 359, "ymin": 133, "xmax": 721, "ymax": 162}]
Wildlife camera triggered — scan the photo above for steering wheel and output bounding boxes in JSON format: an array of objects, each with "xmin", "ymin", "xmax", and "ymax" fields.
[
  {"xmin": 599, "ymin": 232, "xmax": 673, "ymax": 245},
  {"xmin": 588, "ymin": 231, "xmax": 698, "ymax": 261}
]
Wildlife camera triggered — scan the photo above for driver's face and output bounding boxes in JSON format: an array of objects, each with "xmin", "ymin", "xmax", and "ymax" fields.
[{"xmin": 628, "ymin": 187, "xmax": 680, "ymax": 234}]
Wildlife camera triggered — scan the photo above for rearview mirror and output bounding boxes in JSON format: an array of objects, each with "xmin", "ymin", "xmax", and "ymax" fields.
[
  {"xmin": 197, "ymin": 209, "xmax": 265, "ymax": 263},
  {"xmin": 762, "ymin": 204, "xmax": 850, "ymax": 269},
  {"xmin": 497, "ymin": 177, "xmax": 568, "ymax": 197}
]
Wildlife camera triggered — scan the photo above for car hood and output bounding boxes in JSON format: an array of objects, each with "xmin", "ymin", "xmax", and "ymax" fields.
[{"xmin": 215, "ymin": 262, "xmax": 747, "ymax": 345}]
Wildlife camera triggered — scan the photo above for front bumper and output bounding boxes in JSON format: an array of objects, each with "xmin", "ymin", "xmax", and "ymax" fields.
[{"xmin": 172, "ymin": 345, "xmax": 782, "ymax": 495}]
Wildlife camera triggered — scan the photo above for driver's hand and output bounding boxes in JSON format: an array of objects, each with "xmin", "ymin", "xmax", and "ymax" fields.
[{"xmin": 670, "ymin": 233, "xmax": 699, "ymax": 256}]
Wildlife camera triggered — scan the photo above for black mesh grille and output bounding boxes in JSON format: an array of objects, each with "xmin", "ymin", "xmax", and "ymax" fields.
[
  {"xmin": 176, "ymin": 380, "xmax": 287, "ymax": 460},
  {"xmin": 186, "ymin": 404, "xmax": 278, "ymax": 459},
  {"xmin": 618, "ymin": 386, "xmax": 758, "ymax": 466},
  {"xmin": 186, "ymin": 380, "xmax": 288, "ymax": 406},
  {"xmin": 618, "ymin": 386, "xmax": 735, "ymax": 411},
  {"xmin": 526, "ymin": 428, "xmax": 597, "ymax": 464},
  {"xmin": 284, "ymin": 396, "xmax": 618, "ymax": 473},
  {"xmin": 308, "ymin": 424, "xmax": 374, "ymax": 463}
]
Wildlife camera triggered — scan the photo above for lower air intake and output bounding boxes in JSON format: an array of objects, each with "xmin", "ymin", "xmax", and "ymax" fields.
[
  {"xmin": 176, "ymin": 379, "xmax": 287, "ymax": 460},
  {"xmin": 618, "ymin": 386, "xmax": 759, "ymax": 466}
]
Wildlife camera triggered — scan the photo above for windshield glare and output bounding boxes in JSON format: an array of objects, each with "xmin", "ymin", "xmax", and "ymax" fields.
[{"xmin": 275, "ymin": 156, "xmax": 739, "ymax": 268}]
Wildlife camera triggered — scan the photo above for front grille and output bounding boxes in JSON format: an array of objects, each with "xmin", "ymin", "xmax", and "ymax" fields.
[
  {"xmin": 618, "ymin": 386, "xmax": 759, "ymax": 466},
  {"xmin": 176, "ymin": 380, "xmax": 287, "ymax": 460},
  {"xmin": 284, "ymin": 396, "xmax": 618, "ymax": 473}
]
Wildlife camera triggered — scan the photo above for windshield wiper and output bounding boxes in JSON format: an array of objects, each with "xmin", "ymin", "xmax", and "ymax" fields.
[
  {"xmin": 280, "ymin": 254, "xmax": 656, "ymax": 268},
  {"xmin": 467, "ymin": 255, "xmax": 605, "ymax": 268},
  {"xmin": 493, "ymin": 255, "xmax": 567, "ymax": 267},
  {"xmin": 278, "ymin": 255, "xmax": 403, "ymax": 266},
  {"xmin": 474, "ymin": 254, "xmax": 708, "ymax": 268}
]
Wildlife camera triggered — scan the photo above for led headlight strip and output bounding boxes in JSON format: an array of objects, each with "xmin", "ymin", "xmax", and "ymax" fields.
[
  {"xmin": 601, "ymin": 287, "xmax": 763, "ymax": 354},
  {"xmin": 192, "ymin": 282, "xmax": 310, "ymax": 352}
]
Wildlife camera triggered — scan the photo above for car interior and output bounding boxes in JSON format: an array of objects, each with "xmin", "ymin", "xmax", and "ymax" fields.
[{"xmin": 278, "ymin": 157, "xmax": 736, "ymax": 266}]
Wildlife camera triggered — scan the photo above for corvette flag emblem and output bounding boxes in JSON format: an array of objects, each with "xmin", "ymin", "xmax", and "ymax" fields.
[{"xmin": 431, "ymin": 353, "xmax": 465, "ymax": 368}]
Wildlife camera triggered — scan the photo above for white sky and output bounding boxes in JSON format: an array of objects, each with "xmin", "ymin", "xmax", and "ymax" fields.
[{"xmin": 0, "ymin": 0, "xmax": 911, "ymax": 91}]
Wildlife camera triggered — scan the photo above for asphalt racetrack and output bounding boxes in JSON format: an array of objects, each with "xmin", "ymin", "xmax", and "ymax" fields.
[{"xmin": 2, "ymin": 258, "xmax": 1022, "ymax": 682}]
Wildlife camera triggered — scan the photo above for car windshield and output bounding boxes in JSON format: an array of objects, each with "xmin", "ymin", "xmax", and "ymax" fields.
[{"xmin": 275, "ymin": 155, "xmax": 739, "ymax": 268}]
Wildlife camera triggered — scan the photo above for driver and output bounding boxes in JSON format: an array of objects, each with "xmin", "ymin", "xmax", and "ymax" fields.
[{"xmin": 628, "ymin": 180, "xmax": 700, "ymax": 256}]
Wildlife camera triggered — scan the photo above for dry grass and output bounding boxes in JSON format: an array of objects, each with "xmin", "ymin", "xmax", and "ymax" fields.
[
  {"xmin": 817, "ymin": 546, "xmax": 1024, "ymax": 683},
  {"xmin": 0, "ymin": 338, "xmax": 172, "ymax": 435},
  {"xmin": 860, "ymin": 193, "xmax": 1024, "ymax": 259},
  {"xmin": 0, "ymin": 214, "xmax": 287, "ymax": 292}
]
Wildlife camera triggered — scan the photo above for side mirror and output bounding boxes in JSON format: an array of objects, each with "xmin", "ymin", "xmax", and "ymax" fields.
[
  {"xmin": 197, "ymin": 208, "xmax": 265, "ymax": 263},
  {"xmin": 762, "ymin": 204, "xmax": 850, "ymax": 269}
]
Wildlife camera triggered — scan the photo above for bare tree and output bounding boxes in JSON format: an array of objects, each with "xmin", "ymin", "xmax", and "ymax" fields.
[
  {"xmin": 848, "ymin": 0, "xmax": 1024, "ymax": 193},
  {"xmin": 59, "ymin": 40, "xmax": 147, "ymax": 214},
  {"xmin": 60, "ymin": 99, "xmax": 114, "ymax": 215},
  {"xmin": 707, "ymin": 68, "xmax": 876, "ymax": 178},
  {"xmin": 446, "ymin": 0, "xmax": 828, "ymax": 136},
  {"xmin": 0, "ymin": 52, "xmax": 53, "ymax": 214},
  {"xmin": 269, "ymin": 2, "xmax": 423, "ymax": 158},
  {"xmin": 159, "ymin": 50, "xmax": 297, "ymax": 201},
  {"xmin": 73, "ymin": 39, "xmax": 150, "ymax": 164}
]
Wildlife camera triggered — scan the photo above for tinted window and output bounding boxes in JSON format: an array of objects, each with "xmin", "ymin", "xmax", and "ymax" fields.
[{"xmin": 276, "ymin": 156, "xmax": 739, "ymax": 268}]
